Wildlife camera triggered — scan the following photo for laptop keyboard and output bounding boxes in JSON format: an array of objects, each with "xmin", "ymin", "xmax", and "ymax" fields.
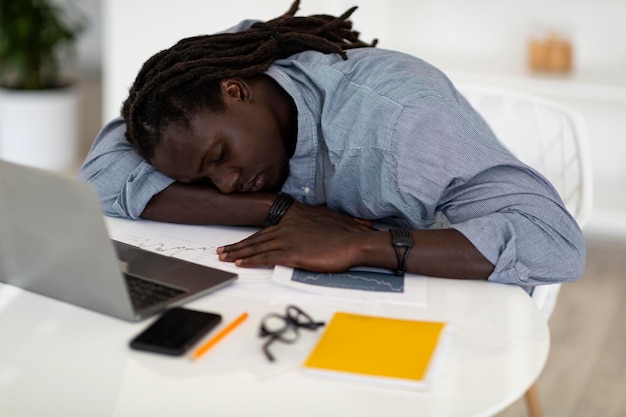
[{"xmin": 124, "ymin": 274, "xmax": 188, "ymax": 311}]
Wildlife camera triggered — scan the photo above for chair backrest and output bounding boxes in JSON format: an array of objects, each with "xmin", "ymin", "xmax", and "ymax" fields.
[{"xmin": 458, "ymin": 84, "xmax": 593, "ymax": 318}]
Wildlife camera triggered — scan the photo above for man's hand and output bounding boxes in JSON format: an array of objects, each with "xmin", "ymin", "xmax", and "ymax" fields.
[{"xmin": 217, "ymin": 201, "xmax": 374, "ymax": 272}]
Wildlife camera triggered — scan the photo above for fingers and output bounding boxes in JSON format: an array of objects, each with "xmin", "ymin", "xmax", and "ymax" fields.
[
  {"xmin": 218, "ymin": 241, "xmax": 292, "ymax": 268},
  {"xmin": 219, "ymin": 247, "xmax": 275, "ymax": 267},
  {"xmin": 217, "ymin": 228, "xmax": 280, "ymax": 265}
]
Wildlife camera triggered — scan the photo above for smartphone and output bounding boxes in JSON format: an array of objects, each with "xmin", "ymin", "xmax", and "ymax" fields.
[{"xmin": 130, "ymin": 307, "xmax": 222, "ymax": 356}]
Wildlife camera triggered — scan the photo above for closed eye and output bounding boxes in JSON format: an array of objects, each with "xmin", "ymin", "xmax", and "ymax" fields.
[{"xmin": 215, "ymin": 146, "xmax": 225, "ymax": 164}]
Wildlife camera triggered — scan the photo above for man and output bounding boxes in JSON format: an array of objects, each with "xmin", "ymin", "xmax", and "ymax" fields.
[{"xmin": 79, "ymin": 1, "xmax": 585, "ymax": 289}]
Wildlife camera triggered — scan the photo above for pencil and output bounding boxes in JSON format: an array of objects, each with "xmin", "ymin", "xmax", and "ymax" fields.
[{"xmin": 191, "ymin": 312, "xmax": 249, "ymax": 361}]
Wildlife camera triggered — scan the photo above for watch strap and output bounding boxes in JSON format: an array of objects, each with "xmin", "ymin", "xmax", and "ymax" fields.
[
  {"xmin": 390, "ymin": 228, "xmax": 413, "ymax": 275},
  {"xmin": 265, "ymin": 193, "xmax": 295, "ymax": 227}
]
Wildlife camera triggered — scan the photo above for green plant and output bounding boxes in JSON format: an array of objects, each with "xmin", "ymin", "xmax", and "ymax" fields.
[{"xmin": 0, "ymin": 0, "xmax": 86, "ymax": 90}]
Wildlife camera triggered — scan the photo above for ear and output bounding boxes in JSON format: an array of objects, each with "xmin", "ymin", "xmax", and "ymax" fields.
[{"xmin": 220, "ymin": 78, "xmax": 253, "ymax": 103}]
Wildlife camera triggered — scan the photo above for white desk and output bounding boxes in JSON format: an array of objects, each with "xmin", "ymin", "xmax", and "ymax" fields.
[{"xmin": 0, "ymin": 222, "xmax": 549, "ymax": 417}]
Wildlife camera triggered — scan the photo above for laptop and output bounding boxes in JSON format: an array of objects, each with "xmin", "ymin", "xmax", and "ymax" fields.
[{"xmin": 0, "ymin": 159, "xmax": 237, "ymax": 321}]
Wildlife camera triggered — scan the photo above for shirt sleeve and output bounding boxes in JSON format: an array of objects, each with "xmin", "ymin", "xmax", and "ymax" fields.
[
  {"xmin": 77, "ymin": 117, "xmax": 175, "ymax": 219},
  {"xmin": 393, "ymin": 94, "xmax": 585, "ymax": 287},
  {"xmin": 446, "ymin": 167, "xmax": 586, "ymax": 288}
]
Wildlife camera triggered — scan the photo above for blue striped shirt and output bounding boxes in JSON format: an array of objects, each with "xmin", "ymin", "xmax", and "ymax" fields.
[{"xmin": 79, "ymin": 46, "xmax": 585, "ymax": 288}]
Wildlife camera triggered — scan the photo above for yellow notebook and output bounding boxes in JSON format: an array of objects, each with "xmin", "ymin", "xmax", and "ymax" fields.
[{"xmin": 303, "ymin": 312, "xmax": 449, "ymax": 389}]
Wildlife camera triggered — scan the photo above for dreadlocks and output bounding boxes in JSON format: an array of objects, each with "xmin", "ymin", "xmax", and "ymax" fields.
[{"xmin": 121, "ymin": 0, "xmax": 377, "ymax": 160}]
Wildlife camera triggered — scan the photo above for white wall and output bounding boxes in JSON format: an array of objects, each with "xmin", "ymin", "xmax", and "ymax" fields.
[
  {"xmin": 102, "ymin": 0, "xmax": 626, "ymax": 121},
  {"xmin": 102, "ymin": 0, "xmax": 357, "ymax": 120},
  {"xmin": 54, "ymin": 0, "xmax": 102, "ymax": 71}
]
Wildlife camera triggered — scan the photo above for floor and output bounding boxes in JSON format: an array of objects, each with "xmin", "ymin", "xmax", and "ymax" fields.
[
  {"xmin": 496, "ymin": 234, "xmax": 626, "ymax": 417},
  {"xmin": 79, "ymin": 74, "xmax": 626, "ymax": 417}
]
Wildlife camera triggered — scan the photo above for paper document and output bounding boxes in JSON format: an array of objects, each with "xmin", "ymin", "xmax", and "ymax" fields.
[
  {"xmin": 107, "ymin": 219, "xmax": 273, "ymax": 282},
  {"xmin": 272, "ymin": 265, "xmax": 427, "ymax": 306}
]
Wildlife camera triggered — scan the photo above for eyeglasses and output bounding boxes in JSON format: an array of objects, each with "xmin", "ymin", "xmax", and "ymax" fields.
[{"xmin": 259, "ymin": 305, "xmax": 325, "ymax": 362}]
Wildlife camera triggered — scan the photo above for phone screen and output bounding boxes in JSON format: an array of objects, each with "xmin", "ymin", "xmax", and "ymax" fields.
[{"xmin": 130, "ymin": 307, "xmax": 222, "ymax": 356}]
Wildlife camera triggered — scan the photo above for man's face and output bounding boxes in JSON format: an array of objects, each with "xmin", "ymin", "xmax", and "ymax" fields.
[{"xmin": 152, "ymin": 101, "xmax": 291, "ymax": 194}]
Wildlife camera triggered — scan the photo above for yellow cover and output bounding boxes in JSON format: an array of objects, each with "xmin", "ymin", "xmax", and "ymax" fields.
[{"xmin": 303, "ymin": 312, "xmax": 449, "ymax": 388}]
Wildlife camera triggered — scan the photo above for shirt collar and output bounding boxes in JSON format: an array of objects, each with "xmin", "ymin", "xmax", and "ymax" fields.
[{"xmin": 265, "ymin": 65, "xmax": 321, "ymax": 203}]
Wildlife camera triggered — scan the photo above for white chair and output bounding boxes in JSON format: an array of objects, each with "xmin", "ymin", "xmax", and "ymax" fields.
[{"xmin": 458, "ymin": 84, "xmax": 593, "ymax": 417}]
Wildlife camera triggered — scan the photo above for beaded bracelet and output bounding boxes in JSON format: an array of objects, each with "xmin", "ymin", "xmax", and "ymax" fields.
[{"xmin": 265, "ymin": 193, "xmax": 295, "ymax": 227}]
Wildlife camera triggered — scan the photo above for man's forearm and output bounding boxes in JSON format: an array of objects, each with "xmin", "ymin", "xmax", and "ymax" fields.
[
  {"xmin": 354, "ymin": 229, "xmax": 494, "ymax": 279},
  {"xmin": 141, "ymin": 182, "xmax": 276, "ymax": 226},
  {"xmin": 217, "ymin": 201, "xmax": 494, "ymax": 280}
]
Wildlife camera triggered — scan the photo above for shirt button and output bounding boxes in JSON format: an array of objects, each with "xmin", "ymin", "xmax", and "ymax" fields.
[{"xmin": 302, "ymin": 186, "xmax": 311, "ymax": 194}]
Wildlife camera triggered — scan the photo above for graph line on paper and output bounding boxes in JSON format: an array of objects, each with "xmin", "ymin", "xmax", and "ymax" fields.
[
  {"xmin": 291, "ymin": 269, "xmax": 404, "ymax": 293},
  {"xmin": 118, "ymin": 233, "xmax": 218, "ymax": 260},
  {"xmin": 108, "ymin": 221, "xmax": 274, "ymax": 282},
  {"xmin": 137, "ymin": 237, "xmax": 217, "ymax": 257}
]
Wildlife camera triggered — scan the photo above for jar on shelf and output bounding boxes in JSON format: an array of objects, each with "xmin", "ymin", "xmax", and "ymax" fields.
[{"xmin": 528, "ymin": 24, "xmax": 573, "ymax": 73}]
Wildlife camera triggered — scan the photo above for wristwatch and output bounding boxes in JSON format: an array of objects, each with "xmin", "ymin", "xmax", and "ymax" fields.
[{"xmin": 390, "ymin": 228, "xmax": 413, "ymax": 276}]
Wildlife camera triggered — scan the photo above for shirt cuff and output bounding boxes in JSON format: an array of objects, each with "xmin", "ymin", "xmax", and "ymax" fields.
[
  {"xmin": 112, "ymin": 162, "xmax": 175, "ymax": 219},
  {"xmin": 451, "ymin": 215, "xmax": 531, "ymax": 286}
]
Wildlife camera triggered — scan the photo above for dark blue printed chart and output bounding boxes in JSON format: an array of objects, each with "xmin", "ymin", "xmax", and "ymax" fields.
[{"xmin": 291, "ymin": 269, "xmax": 404, "ymax": 293}]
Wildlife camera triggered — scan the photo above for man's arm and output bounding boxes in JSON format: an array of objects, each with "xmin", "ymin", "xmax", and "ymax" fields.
[
  {"xmin": 217, "ymin": 201, "xmax": 495, "ymax": 279},
  {"xmin": 78, "ymin": 117, "xmax": 283, "ymax": 225},
  {"xmin": 78, "ymin": 118, "xmax": 173, "ymax": 218},
  {"xmin": 217, "ymin": 195, "xmax": 586, "ymax": 287},
  {"xmin": 141, "ymin": 182, "xmax": 276, "ymax": 226}
]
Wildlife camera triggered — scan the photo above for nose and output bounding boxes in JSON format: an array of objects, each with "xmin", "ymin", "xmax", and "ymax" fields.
[{"xmin": 210, "ymin": 166, "xmax": 240, "ymax": 194}]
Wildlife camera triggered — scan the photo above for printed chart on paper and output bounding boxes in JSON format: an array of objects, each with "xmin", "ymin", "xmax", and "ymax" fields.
[
  {"xmin": 291, "ymin": 269, "xmax": 404, "ymax": 293},
  {"xmin": 272, "ymin": 266, "xmax": 427, "ymax": 305}
]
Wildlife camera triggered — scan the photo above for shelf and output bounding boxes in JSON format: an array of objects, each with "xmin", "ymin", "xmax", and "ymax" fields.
[{"xmin": 426, "ymin": 57, "xmax": 626, "ymax": 104}]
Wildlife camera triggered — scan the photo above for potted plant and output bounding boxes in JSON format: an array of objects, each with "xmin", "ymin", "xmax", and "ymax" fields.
[{"xmin": 0, "ymin": 0, "xmax": 86, "ymax": 172}]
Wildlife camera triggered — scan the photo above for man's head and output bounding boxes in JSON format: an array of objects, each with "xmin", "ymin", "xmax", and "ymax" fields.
[
  {"xmin": 151, "ymin": 76, "xmax": 293, "ymax": 194},
  {"xmin": 121, "ymin": 0, "xmax": 376, "ymax": 193}
]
